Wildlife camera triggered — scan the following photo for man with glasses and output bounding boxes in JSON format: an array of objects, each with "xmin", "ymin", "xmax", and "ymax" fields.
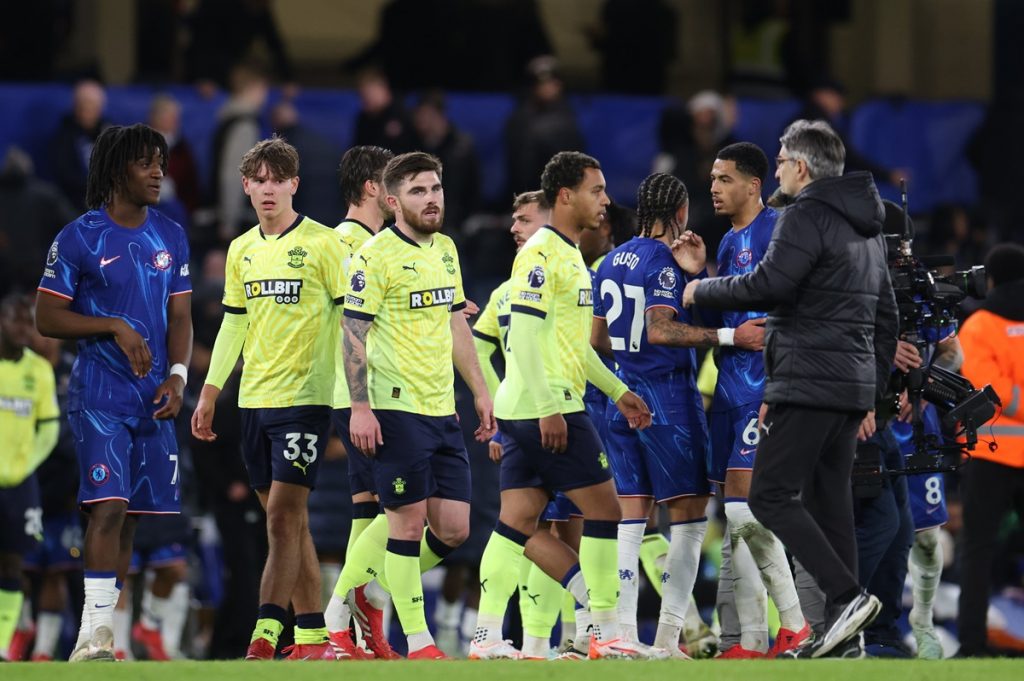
[{"xmin": 682, "ymin": 120, "xmax": 898, "ymax": 658}]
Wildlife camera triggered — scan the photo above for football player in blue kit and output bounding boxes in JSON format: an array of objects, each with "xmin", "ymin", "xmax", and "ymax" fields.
[
  {"xmin": 35, "ymin": 124, "xmax": 193, "ymax": 661},
  {"xmin": 700, "ymin": 143, "xmax": 808, "ymax": 658},
  {"xmin": 891, "ymin": 334, "xmax": 963, "ymax": 659},
  {"xmin": 592, "ymin": 172, "xmax": 763, "ymax": 656}
]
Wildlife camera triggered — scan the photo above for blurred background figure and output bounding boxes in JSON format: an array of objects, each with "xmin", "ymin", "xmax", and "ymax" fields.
[
  {"xmin": 412, "ymin": 90, "xmax": 480, "ymax": 240},
  {"xmin": 0, "ymin": 148, "xmax": 76, "ymax": 294},
  {"xmin": 352, "ymin": 67, "xmax": 418, "ymax": 154},
  {"xmin": 51, "ymin": 80, "xmax": 108, "ymax": 211},
  {"xmin": 269, "ymin": 100, "xmax": 343, "ymax": 224},
  {"xmin": 504, "ymin": 56, "xmax": 585, "ymax": 198}
]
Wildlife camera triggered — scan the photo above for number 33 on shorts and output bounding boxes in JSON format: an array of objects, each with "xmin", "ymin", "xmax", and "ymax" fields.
[{"xmin": 283, "ymin": 432, "xmax": 319, "ymax": 474}]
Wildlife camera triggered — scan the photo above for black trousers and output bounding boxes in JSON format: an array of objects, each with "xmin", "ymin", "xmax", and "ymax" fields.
[
  {"xmin": 958, "ymin": 457, "xmax": 1024, "ymax": 654},
  {"xmin": 749, "ymin": 402, "xmax": 865, "ymax": 605}
]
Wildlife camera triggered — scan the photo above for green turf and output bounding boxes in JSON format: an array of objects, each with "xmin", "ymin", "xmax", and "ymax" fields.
[{"xmin": 1, "ymin": 659, "xmax": 1021, "ymax": 681}]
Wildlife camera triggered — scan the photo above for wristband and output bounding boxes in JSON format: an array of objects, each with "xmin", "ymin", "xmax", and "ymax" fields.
[
  {"xmin": 169, "ymin": 363, "xmax": 188, "ymax": 385},
  {"xmin": 717, "ymin": 328, "xmax": 735, "ymax": 347}
]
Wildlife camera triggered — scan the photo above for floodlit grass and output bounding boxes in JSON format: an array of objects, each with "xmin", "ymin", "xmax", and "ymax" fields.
[{"xmin": 1, "ymin": 658, "xmax": 1022, "ymax": 681}]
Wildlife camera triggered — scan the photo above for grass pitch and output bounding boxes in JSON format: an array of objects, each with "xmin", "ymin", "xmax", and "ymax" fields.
[{"xmin": 1, "ymin": 659, "xmax": 1021, "ymax": 681}]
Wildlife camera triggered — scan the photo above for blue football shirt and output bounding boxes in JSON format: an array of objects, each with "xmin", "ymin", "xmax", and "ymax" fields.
[
  {"xmin": 38, "ymin": 209, "xmax": 192, "ymax": 417},
  {"xmin": 594, "ymin": 237, "xmax": 703, "ymax": 425},
  {"xmin": 710, "ymin": 207, "xmax": 777, "ymax": 411}
]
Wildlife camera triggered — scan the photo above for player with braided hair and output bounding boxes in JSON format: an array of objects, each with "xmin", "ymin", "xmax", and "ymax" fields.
[{"xmin": 591, "ymin": 172, "xmax": 763, "ymax": 657}]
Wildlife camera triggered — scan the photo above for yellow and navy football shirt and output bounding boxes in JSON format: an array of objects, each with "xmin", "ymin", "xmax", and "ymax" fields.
[
  {"xmin": 472, "ymin": 279, "xmax": 511, "ymax": 356},
  {"xmin": 223, "ymin": 215, "xmax": 346, "ymax": 408},
  {"xmin": 495, "ymin": 226, "xmax": 595, "ymax": 419},
  {"xmin": 343, "ymin": 226, "xmax": 466, "ymax": 416},
  {"xmin": 0, "ymin": 349, "xmax": 59, "ymax": 487},
  {"xmin": 332, "ymin": 219, "xmax": 377, "ymax": 409}
]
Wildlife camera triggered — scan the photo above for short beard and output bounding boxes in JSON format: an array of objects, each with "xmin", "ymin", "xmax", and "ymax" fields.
[{"xmin": 405, "ymin": 209, "xmax": 445, "ymax": 235}]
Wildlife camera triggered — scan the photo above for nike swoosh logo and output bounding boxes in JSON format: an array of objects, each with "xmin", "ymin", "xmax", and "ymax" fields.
[
  {"xmin": 100, "ymin": 256, "xmax": 120, "ymax": 267},
  {"xmin": 739, "ymin": 448, "xmax": 755, "ymax": 455},
  {"xmin": 94, "ymin": 604, "xmax": 111, "ymax": 609}
]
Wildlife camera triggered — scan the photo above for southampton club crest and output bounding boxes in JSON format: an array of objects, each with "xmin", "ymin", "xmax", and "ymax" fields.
[
  {"xmin": 442, "ymin": 251, "xmax": 456, "ymax": 275},
  {"xmin": 288, "ymin": 246, "xmax": 308, "ymax": 269}
]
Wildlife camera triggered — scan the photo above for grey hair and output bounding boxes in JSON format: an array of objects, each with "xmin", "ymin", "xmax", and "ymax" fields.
[{"xmin": 779, "ymin": 119, "xmax": 845, "ymax": 180}]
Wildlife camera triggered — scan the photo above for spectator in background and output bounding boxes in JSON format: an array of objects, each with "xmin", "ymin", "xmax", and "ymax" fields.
[
  {"xmin": 504, "ymin": 57, "xmax": 586, "ymax": 197},
  {"xmin": 0, "ymin": 148, "xmax": 77, "ymax": 295},
  {"xmin": 412, "ymin": 90, "xmax": 480, "ymax": 239},
  {"xmin": 269, "ymin": 100, "xmax": 342, "ymax": 225},
  {"xmin": 956, "ymin": 243, "xmax": 1024, "ymax": 657},
  {"xmin": 587, "ymin": 0, "xmax": 677, "ymax": 95},
  {"xmin": 211, "ymin": 62, "xmax": 267, "ymax": 244},
  {"xmin": 352, "ymin": 68, "xmax": 419, "ymax": 155},
  {"xmin": 656, "ymin": 91, "xmax": 737, "ymax": 236},
  {"xmin": 791, "ymin": 79, "xmax": 904, "ymax": 187},
  {"xmin": 51, "ymin": 80, "xmax": 109, "ymax": 211},
  {"xmin": 184, "ymin": 0, "xmax": 293, "ymax": 91},
  {"xmin": 926, "ymin": 204, "xmax": 990, "ymax": 272},
  {"xmin": 149, "ymin": 94, "xmax": 201, "ymax": 216}
]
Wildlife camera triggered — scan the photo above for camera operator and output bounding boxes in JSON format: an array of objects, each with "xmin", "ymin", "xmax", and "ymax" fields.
[
  {"xmin": 682, "ymin": 119, "xmax": 898, "ymax": 658},
  {"xmin": 956, "ymin": 243, "xmax": 1024, "ymax": 657}
]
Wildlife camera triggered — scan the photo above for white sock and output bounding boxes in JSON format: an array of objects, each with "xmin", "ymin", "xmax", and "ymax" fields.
[
  {"xmin": 435, "ymin": 598, "xmax": 461, "ymax": 629},
  {"xmin": 909, "ymin": 527, "xmax": 943, "ymax": 628},
  {"xmin": 682, "ymin": 595, "xmax": 705, "ymax": 638},
  {"xmin": 522, "ymin": 634, "xmax": 549, "ymax": 657},
  {"xmin": 616, "ymin": 520, "xmax": 645, "ymax": 641},
  {"xmin": 729, "ymin": 530, "xmax": 769, "ymax": 652},
  {"xmin": 141, "ymin": 592, "xmax": 169, "ymax": 630},
  {"xmin": 161, "ymin": 582, "xmax": 189, "ymax": 657},
  {"xmin": 653, "ymin": 519, "xmax": 707, "ymax": 649},
  {"xmin": 575, "ymin": 607, "xmax": 592, "ymax": 643},
  {"xmin": 590, "ymin": 607, "xmax": 621, "ymax": 642},
  {"xmin": 365, "ymin": 580, "xmax": 390, "ymax": 610},
  {"xmin": 320, "ymin": 562, "xmax": 341, "ymax": 610},
  {"xmin": 407, "ymin": 629, "xmax": 434, "ymax": 652},
  {"xmin": 113, "ymin": 607, "xmax": 132, "ymax": 657},
  {"xmin": 17, "ymin": 598, "xmax": 32, "ymax": 629},
  {"xmin": 459, "ymin": 606, "xmax": 477, "ymax": 655},
  {"xmin": 473, "ymin": 612, "xmax": 503, "ymax": 644},
  {"xmin": 84, "ymin": 576, "xmax": 118, "ymax": 638},
  {"xmin": 726, "ymin": 501, "xmax": 803, "ymax": 631},
  {"xmin": 324, "ymin": 593, "xmax": 351, "ymax": 633},
  {"xmin": 33, "ymin": 611, "xmax": 62, "ymax": 657},
  {"xmin": 564, "ymin": 568, "xmax": 589, "ymax": 608}
]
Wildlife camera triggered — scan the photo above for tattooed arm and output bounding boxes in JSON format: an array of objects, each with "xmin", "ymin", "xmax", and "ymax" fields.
[
  {"xmin": 344, "ymin": 315, "xmax": 382, "ymax": 455},
  {"xmin": 645, "ymin": 307, "xmax": 765, "ymax": 351}
]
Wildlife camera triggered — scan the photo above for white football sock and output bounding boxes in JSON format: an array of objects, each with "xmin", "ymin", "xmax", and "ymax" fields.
[
  {"xmin": 324, "ymin": 593, "xmax": 351, "ymax": 633},
  {"xmin": 726, "ymin": 500, "xmax": 803, "ymax": 631},
  {"xmin": 616, "ymin": 520, "xmax": 645, "ymax": 641},
  {"xmin": 730, "ymin": 532, "xmax": 768, "ymax": 652},
  {"xmin": 33, "ymin": 611, "xmax": 62, "ymax": 657},
  {"xmin": 654, "ymin": 519, "xmax": 707, "ymax": 649},
  {"xmin": 909, "ymin": 527, "xmax": 943, "ymax": 628}
]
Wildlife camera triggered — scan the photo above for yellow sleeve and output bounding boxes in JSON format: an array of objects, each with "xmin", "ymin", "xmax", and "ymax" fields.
[
  {"xmin": 450, "ymin": 243, "xmax": 466, "ymax": 311},
  {"xmin": 222, "ymin": 238, "xmax": 246, "ymax": 311},
  {"xmin": 322, "ymin": 233, "xmax": 348, "ymax": 304},
  {"xmin": 344, "ymin": 242, "xmax": 386, "ymax": 320},
  {"xmin": 472, "ymin": 288, "xmax": 502, "ymax": 345},
  {"xmin": 508, "ymin": 244, "xmax": 551, "ymax": 319},
  {"xmin": 585, "ymin": 346, "xmax": 628, "ymax": 401}
]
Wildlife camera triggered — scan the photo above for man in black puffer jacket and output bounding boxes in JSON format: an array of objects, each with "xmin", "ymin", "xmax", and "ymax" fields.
[{"xmin": 682, "ymin": 120, "xmax": 898, "ymax": 658}]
